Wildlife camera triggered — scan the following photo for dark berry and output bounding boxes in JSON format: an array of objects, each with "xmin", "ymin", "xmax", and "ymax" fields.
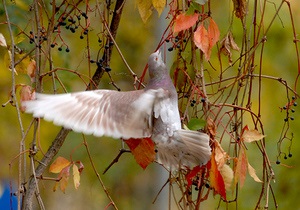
[
  {"xmin": 284, "ymin": 118, "xmax": 288, "ymax": 122},
  {"xmin": 201, "ymin": 98, "xmax": 206, "ymax": 103},
  {"xmin": 283, "ymin": 106, "xmax": 287, "ymax": 110},
  {"xmin": 77, "ymin": 15, "xmax": 81, "ymax": 20},
  {"xmin": 65, "ymin": 48, "xmax": 70, "ymax": 52},
  {"xmin": 98, "ymin": 38, "xmax": 102, "ymax": 43},
  {"xmin": 83, "ymin": 29, "xmax": 88, "ymax": 35},
  {"xmin": 276, "ymin": 160, "xmax": 280, "ymax": 165},
  {"xmin": 165, "ymin": 39, "xmax": 169, "ymax": 43},
  {"xmin": 105, "ymin": 66, "xmax": 111, "ymax": 72},
  {"xmin": 96, "ymin": 62, "xmax": 102, "ymax": 67},
  {"xmin": 168, "ymin": 47, "xmax": 173, "ymax": 52},
  {"xmin": 61, "ymin": 16, "xmax": 67, "ymax": 21},
  {"xmin": 290, "ymin": 117, "xmax": 294, "ymax": 120},
  {"xmin": 90, "ymin": 60, "xmax": 95, "ymax": 63},
  {"xmin": 288, "ymin": 153, "xmax": 292, "ymax": 158},
  {"xmin": 58, "ymin": 47, "xmax": 62, "ymax": 51},
  {"xmin": 105, "ymin": 45, "xmax": 109, "ymax": 49},
  {"xmin": 284, "ymin": 156, "xmax": 287, "ymax": 159},
  {"xmin": 205, "ymin": 183, "xmax": 210, "ymax": 188},
  {"xmin": 293, "ymin": 102, "xmax": 297, "ymax": 106},
  {"xmin": 80, "ymin": 35, "xmax": 84, "ymax": 39},
  {"xmin": 192, "ymin": 99, "xmax": 196, "ymax": 104},
  {"xmin": 50, "ymin": 43, "xmax": 55, "ymax": 48},
  {"xmin": 109, "ymin": 41, "xmax": 114, "ymax": 46},
  {"xmin": 292, "ymin": 96, "xmax": 296, "ymax": 100},
  {"xmin": 291, "ymin": 109, "xmax": 295, "ymax": 113}
]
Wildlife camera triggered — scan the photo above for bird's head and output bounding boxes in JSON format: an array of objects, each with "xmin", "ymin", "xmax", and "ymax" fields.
[{"xmin": 148, "ymin": 50, "xmax": 167, "ymax": 79}]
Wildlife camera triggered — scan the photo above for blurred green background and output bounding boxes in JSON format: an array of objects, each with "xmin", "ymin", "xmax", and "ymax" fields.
[{"xmin": 0, "ymin": 0, "xmax": 299, "ymax": 209}]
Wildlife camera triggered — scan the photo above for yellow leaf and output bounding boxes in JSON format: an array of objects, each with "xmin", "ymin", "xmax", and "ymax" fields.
[
  {"xmin": 242, "ymin": 129, "xmax": 265, "ymax": 143},
  {"xmin": 73, "ymin": 164, "xmax": 80, "ymax": 189},
  {"xmin": 248, "ymin": 163, "xmax": 263, "ymax": 183},
  {"xmin": 137, "ymin": 0, "xmax": 153, "ymax": 23},
  {"xmin": 49, "ymin": 156, "xmax": 71, "ymax": 173},
  {"xmin": 0, "ymin": 33, "xmax": 7, "ymax": 47},
  {"xmin": 152, "ymin": 0, "xmax": 165, "ymax": 16},
  {"xmin": 219, "ymin": 164, "xmax": 234, "ymax": 191},
  {"xmin": 214, "ymin": 141, "xmax": 229, "ymax": 169}
]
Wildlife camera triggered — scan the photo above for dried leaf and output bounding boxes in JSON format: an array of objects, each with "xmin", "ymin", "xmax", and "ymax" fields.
[
  {"xmin": 152, "ymin": 0, "xmax": 165, "ymax": 16},
  {"xmin": 214, "ymin": 141, "xmax": 229, "ymax": 169},
  {"xmin": 232, "ymin": 0, "xmax": 247, "ymax": 19},
  {"xmin": 220, "ymin": 32, "xmax": 240, "ymax": 65},
  {"xmin": 234, "ymin": 146, "xmax": 248, "ymax": 187},
  {"xmin": 49, "ymin": 156, "xmax": 71, "ymax": 173},
  {"xmin": 59, "ymin": 166, "xmax": 70, "ymax": 193},
  {"xmin": 206, "ymin": 117, "xmax": 216, "ymax": 138},
  {"xmin": 208, "ymin": 151, "xmax": 226, "ymax": 200},
  {"xmin": 219, "ymin": 164, "xmax": 234, "ymax": 191},
  {"xmin": 194, "ymin": 0, "xmax": 208, "ymax": 5},
  {"xmin": 241, "ymin": 126, "xmax": 265, "ymax": 143},
  {"xmin": 248, "ymin": 163, "xmax": 263, "ymax": 183},
  {"xmin": 137, "ymin": 0, "xmax": 153, "ymax": 23},
  {"xmin": 27, "ymin": 59, "xmax": 36, "ymax": 80},
  {"xmin": 0, "ymin": 33, "xmax": 7, "ymax": 48},
  {"xmin": 73, "ymin": 164, "xmax": 80, "ymax": 189},
  {"xmin": 173, "ymin": 13, "xmax": 199, "ymax": 33},
  {"xmin": 19, "ymin": 85, "xmax": 35, "ymax": 112},
  {"xmin": 125, "ymin": 138, "xmax": 155, "ymax": 169}
]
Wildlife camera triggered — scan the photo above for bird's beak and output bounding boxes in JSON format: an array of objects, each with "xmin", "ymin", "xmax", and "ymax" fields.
[{"xmin": 155, "ymin": 49, "xmax": 161, "ymax": 58}]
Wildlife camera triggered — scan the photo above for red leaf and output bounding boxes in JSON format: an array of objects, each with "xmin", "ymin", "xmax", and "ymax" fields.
[
  {"xmin": 207, "ymin": 151, "xmax": 226, "ymax": 200},
  {"xmin": 125, "ymin": 138, "xmax": 155, "ymax": 169},
  {"xmin": 186, "ymin": 165, "xmax": 202, "ymax": 188},
  {"xmin": 173, "ymin": 13, "xmax": 199, "ymax": 33}
]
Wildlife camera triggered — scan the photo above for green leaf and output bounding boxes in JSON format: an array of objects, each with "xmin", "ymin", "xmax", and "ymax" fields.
[
  {"xmin": 194, "ymin": 0, "xmax": 208, "ymax": 5},
  {"xmin": 187, "ymin": 118, "xmax": 206, "ymax": 131}
]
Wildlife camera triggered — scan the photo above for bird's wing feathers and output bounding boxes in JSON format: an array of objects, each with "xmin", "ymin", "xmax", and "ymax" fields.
[{"xmin": 24, "ymin": 90, "xmax": 156, "ymax": 139}]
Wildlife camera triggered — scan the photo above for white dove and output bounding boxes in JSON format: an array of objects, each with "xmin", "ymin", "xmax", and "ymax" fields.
[{"xmin": 23, "ymin": 50, "xmax": 211, "ymax": 169}]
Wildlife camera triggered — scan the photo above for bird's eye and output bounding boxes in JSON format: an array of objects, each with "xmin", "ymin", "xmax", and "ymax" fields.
[{"xmin": 155, "ymin": 57, "xmax": 158, "ymax": 61}]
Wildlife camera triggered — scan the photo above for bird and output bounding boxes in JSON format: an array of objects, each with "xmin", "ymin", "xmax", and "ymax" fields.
[{"xmin": 23, "ymin": 50, "xmax": 211, "ymax": 169}]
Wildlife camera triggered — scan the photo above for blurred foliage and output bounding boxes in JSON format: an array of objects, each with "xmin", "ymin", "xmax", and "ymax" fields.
[{"xmin": 0, "ymin": 0, "xmax": 300, "ymax": 209}]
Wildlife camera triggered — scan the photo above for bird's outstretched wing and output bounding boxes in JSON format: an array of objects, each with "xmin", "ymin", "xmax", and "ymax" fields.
[{"xmin": 23, "ymin": 89, "xmax": 160, "ymax": 139}]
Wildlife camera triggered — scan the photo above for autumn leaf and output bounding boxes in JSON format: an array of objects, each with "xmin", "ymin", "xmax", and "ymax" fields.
[
  {"xmin": 232, "ymin": 0, "xmax": 247, "ymax": 19},
  {"xmin": 125, "ymin": 138, "xmax": 155, "ymax": 169},
  {"xmin": 59, "ymin": 166, "xmax": 70, "ymax": 193},
  {"xmin": 194, "ymin": 18, "xmax": 220, "ymax": 60},
  {"xmin": 0, "ymin": 33, "xmax": 7, "ymax": 48},
  {"xmin": 27, "ymin": 59, "xmax": 36, "ymax": 81},
  {"xmin": 19, "ymin": 85, "xmax": 35, "ymax": 112},
  {"xmin": 206, "ymin": 117, "xmax": 217, "ymax": 138},
  {"xmin": 208, "ymin": 18, "xmax": 220, "ymax": 48},
  {"xmin": 241, "ymin": 128, "xmax": 265, "ymax": 143},
  {"xmin": 137, "ymin": 0, "xmax": 153, "ymax": 23},
  {"xmin": 220, "ymin": 32, "xmax": 240, "ymax": 65},
  {"xmin": 214, "ymin": 141, "xmax": 229, "ymax": 169},
  {"xmin": 219, "ymin": 164, "xmax": 234, "ymax": 191},
  {"xmin": 73, "ymin": 164, "xmax": 80, "ymax": 189},
  {"xmin": 49, "ymin": 156, "xmax": 71, "ymax": 173},
  {"xmin": 173, "ymin": 13, "xmax": 199, "ymax": 33},
  {"xmin": 208, "ymin": 151, "xmax": 226, "ymax": 200},
  {"xmin": 248, "ymin": 163, "xmax": 262, "ymax": 183},
  {"xmin": 234, "ymin": 145, "xmax": 248, "ymax": 187},
  {"xmin": 186, "ymin": 165, "xmax": 203, "ymax": 187},
  {"xmin": 152, "ymin": 0, "xmax": 166, "ymax": 16}
]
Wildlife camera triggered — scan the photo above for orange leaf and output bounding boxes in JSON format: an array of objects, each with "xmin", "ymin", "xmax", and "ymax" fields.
[
  {"xmin": 173, "ymin": 13, "xmax": 199, "ymax": 33},
  {"xmin": 208, "ymin": 18, "xmax": 220, "ymax": 47},
  {"xmin": 49, "ymin": 156, "xmax": 71, "ymax": 173},
  {"xmin": 194, "ymin": 22, "xmax": 209, "ymax": 59},
  {"xmin": 125, "ymin": 138, "xmax": 155, "ymax": 169},
  {"xmin": 234, "ymin": 145, "xmax": 248, "ymax": 187},
  {"xmin": 194, "ymin": 18, "xmax": 220, "ymax": 60},
  {"xmin": 19, "ymin": 85, "xmax": 35, "ymax": 112},
  {"xmin": 73, "ymin": 164, "xmax": 80, "ymax": 189},
  {"xmin": 208, "ymin": 151, "xmax": 226, "ymax": 200}
]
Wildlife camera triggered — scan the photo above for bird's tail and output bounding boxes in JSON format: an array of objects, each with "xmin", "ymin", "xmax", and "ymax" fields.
[{"xmin": 156, "ymin": 129, "xmax": 211, "ymax": 169}]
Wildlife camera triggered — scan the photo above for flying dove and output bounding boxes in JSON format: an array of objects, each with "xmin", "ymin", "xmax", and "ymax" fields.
[{"xmin": 23, "ymin": 50, "xmax": 211, "ymax": 169}]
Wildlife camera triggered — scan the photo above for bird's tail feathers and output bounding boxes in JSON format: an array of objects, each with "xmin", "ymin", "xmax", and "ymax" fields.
[{"xmin": 156, "ymin": 129, "xmax": 211, "ymax": 169}]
